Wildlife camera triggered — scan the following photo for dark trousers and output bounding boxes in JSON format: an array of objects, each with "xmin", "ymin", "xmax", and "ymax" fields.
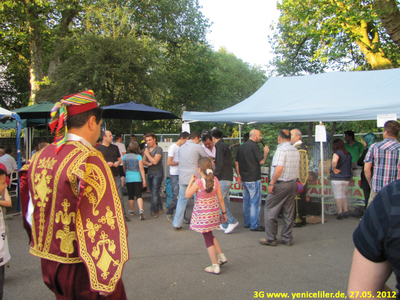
[
  {"xmin": 362, "ymin": 188, "xmax": 371, "ymax": 209},
  {"xmin": 295, "ymin": 183, "xmax": 308, "ymax": 225},
  {"xmin": 0, "ymin": 265, "xmax": 4, "ymax": 300}
]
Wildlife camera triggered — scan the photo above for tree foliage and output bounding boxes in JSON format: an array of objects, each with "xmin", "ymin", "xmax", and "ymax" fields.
[
  {"xmin": 0, "ymin": 0, "xmax": 210, "ymax": 106},
  {"xmin": 268, "ymin": 0, "xmax": 400, "ymax": 76}
]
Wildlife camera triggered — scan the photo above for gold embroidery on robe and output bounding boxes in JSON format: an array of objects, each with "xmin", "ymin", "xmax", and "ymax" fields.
[
  {"xmin": 98, "ymin": 207, "xmax": 116, "ymax": 230},
  {"xmin": 91, "ymin": 231, "xmax": 118, "ymax": 280},
  {"xmin": 84, "ymin": 218, "xmax": 102, "ymax": 243},
  {"xmin": 25, "ymin": 141, "xmax": 128, "ymax": 292},
  {"xmin": 79, "ymin": 163, "xmax": 107, "ymax": 216},
  {"xmin": 34, "ymin": 169, "xmax": 53, "ymax": 250},
  {"xmin": 55, "ymin": 199, "xmax": 76, "ymax": 257},
  {"xmin": 38, "ymin": 157, "xmax": 57, "ymax": 170},
  {"xmin": 75, "ymin": 149, "xmax": 128, "ymax": 292},
  {"xmin": 298, "ymin": 149, "xmax": 309, "ymax": 185},
  {"xmin": 44, "ymin": 146, "xmax": 81, "ymax": 253}
]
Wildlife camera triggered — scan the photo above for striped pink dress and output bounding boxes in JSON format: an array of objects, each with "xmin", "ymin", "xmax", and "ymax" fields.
[{"xmin": 190, "ymin": 177, "xmax": 221, "ymax": 233}]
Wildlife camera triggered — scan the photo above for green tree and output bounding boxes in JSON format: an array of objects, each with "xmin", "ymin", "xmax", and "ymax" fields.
[
  {"xmin": 161, "ymin": 45, "xmax": 267, "ymax": 135},
  {"xmin": 269, "ymin": 0, "xmax": 400, "ymax": 76},
  {"xmin": 0, "ymin": 0, "xmax": 209, "ymax": 106}
]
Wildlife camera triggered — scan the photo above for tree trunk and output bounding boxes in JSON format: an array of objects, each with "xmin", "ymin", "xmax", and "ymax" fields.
[
  {"xmin": 351, "ymin": 20, "xmax": 393, "ymax": 69},
  {"xmin": 48, "ymin": 8, "xmax": 78, "ymax": 80},
  {"xmin": 28, "ymin": 5, "xmax": 44, "ymax": 106},
  {"xmin": 375, "ymin": 0, "xmax": 400, "ymax": 50}
]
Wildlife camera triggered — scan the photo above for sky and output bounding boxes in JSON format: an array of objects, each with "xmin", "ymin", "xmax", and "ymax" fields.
[{"xmin": 198, "ymin": 0, "xmax": 280, "ymax": 70}]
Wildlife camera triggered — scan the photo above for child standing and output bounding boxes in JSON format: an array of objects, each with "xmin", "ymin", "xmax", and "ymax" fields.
[
  {"xmin": 0, "ymin": 168, "xmax": 11, "ymax": 299},
  {"xmin": 185, "ymin": 157, "xmax": 228, "ymax": 275}
]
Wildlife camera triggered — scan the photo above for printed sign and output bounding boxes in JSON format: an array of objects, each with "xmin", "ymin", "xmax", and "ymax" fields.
[{"xmin": 230, "ymin": 173, "xmax": 364, "ymax": 200}]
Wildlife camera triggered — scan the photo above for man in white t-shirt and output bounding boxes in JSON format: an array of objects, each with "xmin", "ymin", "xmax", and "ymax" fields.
[
  {"xmin": 0, "ymin": 147, "xmax": 17, "ymax": 174},
  {"xmin": 114, "ymin": 133, "xmax": 127, "ymax": 187},
  {"xmin": 166, "ymin": 132, "xmax": 189, "ymax": 222}
]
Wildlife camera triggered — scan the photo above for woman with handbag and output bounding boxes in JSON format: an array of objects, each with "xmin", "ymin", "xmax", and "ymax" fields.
[{"xmin": 330, "ymin": 139, "xmax": 353, "ymax": 220}]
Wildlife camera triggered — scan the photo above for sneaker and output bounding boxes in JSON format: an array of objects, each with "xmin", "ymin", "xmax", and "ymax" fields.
[
  {"xmin": 217, "ymin": 253, "xmax": 227, "ymax": 265},
  {"xmin": 124, "ymin": 216, "xmax": 131, "ymax": 222},
  {"xmin": 151, "ymin": 212, "xmax": 158, "ymax": 218},
  {"xmin": 343, "ymin": 211, "xmax": 350, "ymax": 219},
  {"xmin": 183, "ymin": 218, "xmax": 190, "ymax": 224},
  {"xmin": 205, "ymin": 263, "xmax": 220, "ymax": 274},
  {"xmin": 166, "ymin": 214, "xmax": 173, "ymax": 223},
  {"xmin": 128, "ymin": 210, "xmax": 135, "ymax": 215},
  {"xmin": 217, "ymin": 224, "xmax": 225, "ymax": 231},
  {"xmin": 225, "ymin": 222, "xmax": 239, "ymax": 234},
  {"xmin": 337, "ymin": 213, "xmax": 343, "ymax": 220},
  {"xmin": 156, "ymin": 210, "xmax": 164, "ymax": 214},
  {"xmin": 139, "ymin": 210, "xmax": 145, "ymax": 220},
  {"xmin": 173, "ymin": 226, "xmax": 182, "ymax": 230}
]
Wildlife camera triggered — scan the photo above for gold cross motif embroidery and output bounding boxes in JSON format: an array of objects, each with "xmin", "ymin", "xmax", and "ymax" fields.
[{"xmin": 55, "ymin": 199, "xmax": 77, "ymax": 257}]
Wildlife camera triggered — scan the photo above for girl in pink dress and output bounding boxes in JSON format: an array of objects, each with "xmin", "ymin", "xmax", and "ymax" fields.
[{"xmin": 185, "ymin": 157, "xmax": 228, "ymax": 274}]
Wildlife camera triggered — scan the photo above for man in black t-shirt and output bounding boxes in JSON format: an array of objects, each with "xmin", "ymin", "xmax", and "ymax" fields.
[
  {"xmin": 348, "ymin": 180, "xmax": 400, "ymax": 298},
  {"xmin": 235, "ymin": 129, "xmax": 269, "ymax": 231},
  {"xmin": 97, "ymin": 130, "xmax": 130, "ymax": 222}
]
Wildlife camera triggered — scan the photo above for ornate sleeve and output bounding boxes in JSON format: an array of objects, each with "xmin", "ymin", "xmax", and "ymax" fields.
[{"xmin": 73, "ymin": 151, "xmax": 129, "ymax": 293}]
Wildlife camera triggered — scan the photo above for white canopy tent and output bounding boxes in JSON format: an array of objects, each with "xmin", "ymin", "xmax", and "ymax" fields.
[
  {"xmin": 182, "ymin": 68, "xmax": 400, "ymax": 224},
  {"xmin": 182, "ymin": 68, "xmax": 400, "ymax": 124}
]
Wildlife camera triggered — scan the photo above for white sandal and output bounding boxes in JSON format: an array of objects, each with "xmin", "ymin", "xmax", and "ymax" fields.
[
  {"xmin": 205, "ymin": 263, "xmax": 220, "ymax": 274},
  {"xmin": 218, "ymin": 253, "xmax": 227, "ymax": 265}
]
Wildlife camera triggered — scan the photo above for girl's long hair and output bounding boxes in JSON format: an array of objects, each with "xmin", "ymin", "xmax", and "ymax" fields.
[
  {"xmin": 198, "ymin": 157, "xmax": 214, "ymax": 193},
  {"xmin": 127, "ymin": 141, "xmax": 141, "ymax": 155},
  {"xmin": 332, "ymin": 139, "xmax": 349, "ymax": 155}
]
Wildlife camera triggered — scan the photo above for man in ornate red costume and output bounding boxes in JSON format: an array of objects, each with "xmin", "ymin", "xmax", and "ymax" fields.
[{"xmin": 19, "ymin": 90, "xmax": 129, "ymax": 299}]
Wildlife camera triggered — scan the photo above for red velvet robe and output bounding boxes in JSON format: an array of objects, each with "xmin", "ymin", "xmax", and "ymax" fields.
[{"xmin": 19, "ymin": 141, "xmax": 129, "ymax": 296}]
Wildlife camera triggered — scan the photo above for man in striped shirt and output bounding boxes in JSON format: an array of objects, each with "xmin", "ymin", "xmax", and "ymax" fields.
[
  {"xmin": 259, "ymin": 129, "xmax": 300, "ymax": 247},
  {"xmin": 364, "ymin": 120, "xmax": 400, "ymax": 204}
]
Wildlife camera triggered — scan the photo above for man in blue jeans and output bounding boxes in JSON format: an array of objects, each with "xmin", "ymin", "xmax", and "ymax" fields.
[
  {"xmin": 172, "ymin": 132, "xmax": 208, "ymax": 229},
  {"xmin": 143, "ymin": 132, "xmax": 164, "ymax": 218},
  {"xmin": 212, "ymin": 129, "xmax": 239, "ymax": 234},
  {"xmin": 235, "ymin": 129, "xmax": 269, "ymax": 231},
  {"xmin": 166, "ymin": 131, "xmax": 189, "ymax": 222}
]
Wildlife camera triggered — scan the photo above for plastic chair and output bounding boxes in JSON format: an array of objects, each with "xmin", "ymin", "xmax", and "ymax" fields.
[{"xmin": 8, "ymin": 170, "xmax": 18, "ymax": 198}]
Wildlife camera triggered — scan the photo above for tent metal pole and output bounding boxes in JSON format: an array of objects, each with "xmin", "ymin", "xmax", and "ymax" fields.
[
  {"xmin": 239, "ymin": 124, "xmax": 242, "ymax": 143},
  {"xmin": 46, "ymin": 118, "xmax": 49, "ymax": 143},
  {"xmin": 130, "ymin": 117, "xmax": 133, "ymax": 137},
  {"xmin": 320, "ymin": 121, "xmax": 325, "ymax": 224}
]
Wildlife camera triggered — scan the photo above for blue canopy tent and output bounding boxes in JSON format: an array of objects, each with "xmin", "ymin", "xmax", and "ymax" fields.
[{"xmin": 0, "ymin": 107, "xmax": 23, "ymax": 212}]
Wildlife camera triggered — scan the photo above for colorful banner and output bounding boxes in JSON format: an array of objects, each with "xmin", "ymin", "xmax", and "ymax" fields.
[{"xmin": 230, "ymin": 173, "xmax": 365, "ymax": 200}]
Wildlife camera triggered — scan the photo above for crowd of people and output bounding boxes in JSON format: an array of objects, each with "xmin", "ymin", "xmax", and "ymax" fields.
[{"xmin": 0, "ymin": 89, "xmax": 399, "ymax": 298}]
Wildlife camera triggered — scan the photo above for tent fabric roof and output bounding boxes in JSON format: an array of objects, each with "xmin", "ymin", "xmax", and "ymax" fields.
[
  {"xmin": 182, "ymin": 69, "xmax": 400, "ymax": 124},
  {"xmin": 102, "ymin": 102, "xmax": 179, "ymax": 120},
  {"xmin": 12, "ymin": 101, "xmax": 54, "ymax": 119}
]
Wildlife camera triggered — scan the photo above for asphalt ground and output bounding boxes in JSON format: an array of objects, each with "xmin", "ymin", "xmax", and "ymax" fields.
[{"xmin": 3, "ymin": 194, "xmax": 397, "ymax": 300}]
